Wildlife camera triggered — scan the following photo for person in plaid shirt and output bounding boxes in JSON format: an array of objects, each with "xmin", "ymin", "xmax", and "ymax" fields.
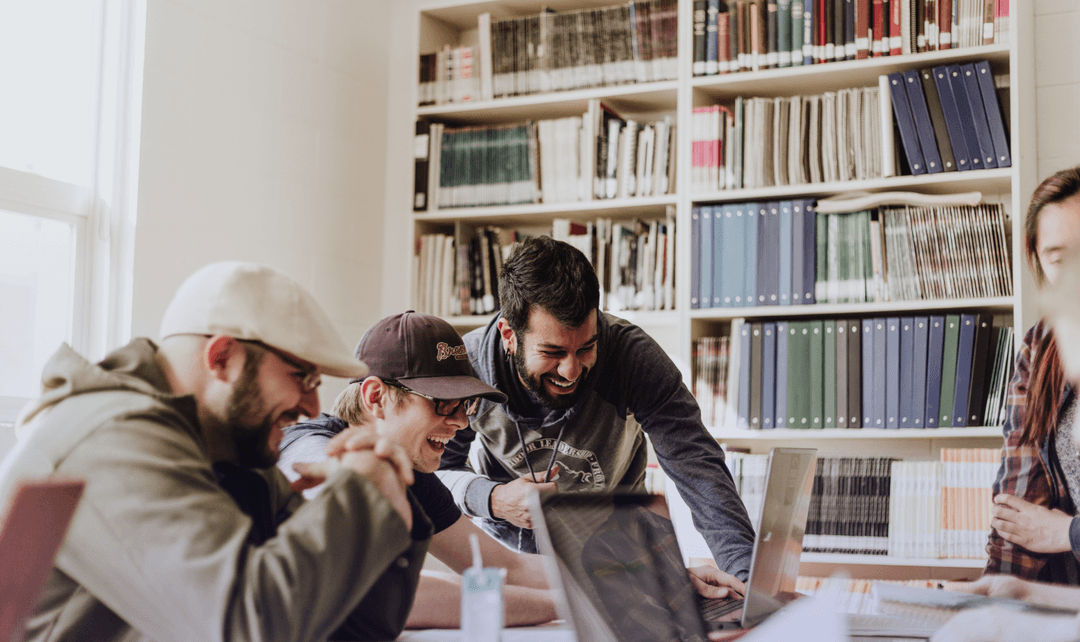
[{"xmin": 986, "ymin": 166, "xmax": 1080, "ymax": 584}]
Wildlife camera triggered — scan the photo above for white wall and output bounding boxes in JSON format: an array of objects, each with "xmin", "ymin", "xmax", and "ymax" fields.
[
  {"xmin": 133, "ymin": 0, "xmax": 392, "ymax": 404},
  {"xmin": 1034, "ymin": 1, "xmax": 1080, "ymax": 180}
]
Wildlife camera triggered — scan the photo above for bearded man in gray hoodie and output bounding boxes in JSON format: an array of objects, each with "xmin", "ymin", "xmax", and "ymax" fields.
[
  {"xmin": 0, "ymin": 262, "xmax": 428, "ymax": 642},
  {"xmin": 436, "ymin": 236, "xmax": 756, "ymax": 594}
]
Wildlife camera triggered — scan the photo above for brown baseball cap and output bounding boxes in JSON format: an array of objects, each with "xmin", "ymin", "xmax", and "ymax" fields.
[{"xmin": 354, "ymin": 311, "xmax": 506, "ymax": 403}]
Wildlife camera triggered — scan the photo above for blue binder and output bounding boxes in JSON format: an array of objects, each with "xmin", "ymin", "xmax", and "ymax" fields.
[
  {"xmin": 727, "ymin": 205, "xmax": 748, "ymax": 307},
  {"xmin": 898, "ymin": 317, "xmax": 915, "ymax": 428},
  {"xmin": 711, "ymin": 204, "xmax": 724, "ymax": 307},
  {"xmin": 902, "ymin": 70, "xmax": 944, "ymax": 174},
  {"xmin": 745, "ymin": 205, "xmax": 759, "ymax": 308},
  {"xmin": 887, "ymin": 72, "xmax": 927, "ymax": 175},
  {"xmin": 950, "ymin": 314, "xmax": 978, "ymax": 427},
  {"xmin": 886, "ymin": 317, "xmax": 900, "ymax": 429},
  {"xmin": 705, "ymin": 0, "xmax": 721, "ymax": 74},
  {"xmin": 700, "ymin": 207, "xmax": 714, "ymax": 309},
  {"xmin": 924, "ymin": 315, "xmax": 946, "ymax": 427},
  {"xmin": 802, "ymin": 200, "xmax": 817, "ymax": 304},
  {"xmin": 960, "ymin": 63, "xmax": 998, "ymax": 170},
  {"xmin": 946, "ymin": 64, "xmax": 990, "ymax": 170},
  {"xmin": 775, "ymin": 320, "xmax": 789, "ymax": 428},
  {"xmin": 931, "ymin": 65, "xmax": 973, "ymax": 171},
  {"xmin": 763, "ymin": 322, "xmax": 777, "ymax": 429},
  {"xmin": 691, "ymin": 207, "xmax": 701, "ymax": 309},
  {"xmin": 738, "ymin": 321, "xmax": 752, "ymax": 429},
  {"xmin": 974, "ymin": 60, "xmax": 1011, "ymax": 168},
  {"xmin": 861, "ymin": 318, "xmax": 874, "ymax": 428},
  {"xmin": 719, "ymin": 205, "xmax": 738, "ymax": 307},
  {"xmin": 756, "ymin": 203, "xmax": 770, "ymax": 306},
  {"xmin": 779, "ymin": 200, "xmax": 794, "ymax": 305},
  {"xmin": 791, "ymin": 201, "xmax": 806, "ymax": 306},
  {"xmin": 765, "ymin": 202, "xmax": 781, "ymax": 305},
  {"xmin": 873, "ymin": 318, "xmax": 886, "ymax": 429},
  {"xmin": 911, "ymin": 317, "xmax": 930, "ymax": 428}
]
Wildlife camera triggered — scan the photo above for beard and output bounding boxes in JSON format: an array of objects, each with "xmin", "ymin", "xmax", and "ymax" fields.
[
  {"xmin": 225, "ymin": 352, "xmax": 280, "ymax": 469},
  {"xmin": 513, "ymin": 344, "xmax": 588, "ymax": 411}
]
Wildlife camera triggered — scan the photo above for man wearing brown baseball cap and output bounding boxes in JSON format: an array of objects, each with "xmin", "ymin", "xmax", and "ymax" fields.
[
  {"xmin": 279, "ymin": 311, "xmax": 558, "ymax": 628},
  {"xmin": 1, "ymin": 262, "xmax": 430, "ymax": 642}
]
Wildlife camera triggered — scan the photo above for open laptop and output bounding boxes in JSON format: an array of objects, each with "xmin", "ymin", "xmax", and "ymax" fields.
[
  {"xmin": 528, "ymin": 447, "xmax": 817, "ymax": 641},
  {"xmin": 0, "ymin": 479, "xmax": 84, "ymax": 642}
]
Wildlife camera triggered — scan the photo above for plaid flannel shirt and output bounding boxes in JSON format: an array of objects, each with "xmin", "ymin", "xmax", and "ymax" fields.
[{"xmin": 985, "ymin": 320, "xmax": 1080, "ymax": 583}]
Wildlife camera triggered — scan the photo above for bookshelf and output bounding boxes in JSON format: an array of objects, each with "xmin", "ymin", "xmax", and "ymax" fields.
[{"xmin": 401, "ymin": 0, "xmax": 1037, "ymax": 582}]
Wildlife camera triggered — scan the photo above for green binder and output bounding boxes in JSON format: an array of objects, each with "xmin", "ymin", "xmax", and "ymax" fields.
[
  {"xmin": 938, "ymin": 314, "xmax": 961, "ymax": 428},
  {"xmin": 808, "ymin": 319, "xmax": 825, "ymax": 428}
]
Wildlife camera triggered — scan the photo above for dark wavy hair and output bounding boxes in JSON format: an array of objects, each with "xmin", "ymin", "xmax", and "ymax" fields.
[
  {"xmin": 1021, "ymin": 166, "xmax": 1080, "ymax": 446},
  {"xmin": 498, "ymin": 236, "xmax": 600, "ymax": 334}
]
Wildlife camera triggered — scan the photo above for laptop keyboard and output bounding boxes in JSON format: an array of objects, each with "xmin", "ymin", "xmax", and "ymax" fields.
[{"xmin": 698, "ymin": 596, "xmax": 744, "ymax": 621}]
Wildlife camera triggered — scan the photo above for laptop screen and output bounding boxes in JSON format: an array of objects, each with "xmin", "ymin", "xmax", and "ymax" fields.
[{"xmin": 532, "ymin": 493, "xmax": 709, "ymax": 642}]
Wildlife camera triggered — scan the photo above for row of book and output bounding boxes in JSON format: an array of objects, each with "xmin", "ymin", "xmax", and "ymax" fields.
[
  {"xmin": 690, "ymin": 200, "xmax": 1011, "ymax": 310},
  {"xmin": 418, "ymin": 1, "xmax": 678, "ymax": 106},
  {"xmin": 694, "ymin": 313, "xmax": 1015, "ymax": 431},
  {"xmin": 413, "ymin": 103, "xmax": 676, "ymax": 211},
  {"xmin": 413, "ymin": 215, "xmax": 677, "ymax": 318},
  {"xmin": 691, "ymin": 86, "xmax": 883, "ymax": 193},
  {"xmin": 692, "ymin": 0, "xmax": 1011, "ymax": 76},
  {"xmin": 729, "ymin": 449, "xmax": 999, "ymax": 558},
  {"xmin": 888, "ymin": 61, "xmax": 1011, "ymax": 176},
  {"xmin": 889, "ymin": 450, "xmax": 998, "ymax": 560}
]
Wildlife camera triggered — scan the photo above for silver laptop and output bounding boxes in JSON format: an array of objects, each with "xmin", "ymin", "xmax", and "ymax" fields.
[{"xmin": 528, "ymin": 447, "xmax": 817, "ymax": 641}]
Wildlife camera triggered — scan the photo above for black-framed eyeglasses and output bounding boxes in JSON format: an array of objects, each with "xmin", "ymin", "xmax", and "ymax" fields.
[
  {"xmin": 237, "ymin": 339, "xmax": 322, "ymax": 393},
  {"xmin": 384, "ymin": 381, "xmax": 479, "ymax": 417}
]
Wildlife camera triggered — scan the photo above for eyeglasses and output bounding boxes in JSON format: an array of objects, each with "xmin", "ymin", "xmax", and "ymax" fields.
[
  {"xmin": 238, "ymin": 339, "xmax": 322, "ymax": 393},
  {"xmin": 384, "ymin": 381, "xmax": 479, "ymax": 417}
]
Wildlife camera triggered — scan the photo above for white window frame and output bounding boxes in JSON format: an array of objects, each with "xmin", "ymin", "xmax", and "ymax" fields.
[{"xmin": 0, "ymin": 0, "xmax": 145, "ymax": 425}]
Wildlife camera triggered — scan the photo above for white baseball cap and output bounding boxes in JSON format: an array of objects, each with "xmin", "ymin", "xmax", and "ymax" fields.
[{"xmin": 160, "ymin": 261, "xmax": 367, "ymax": 379}]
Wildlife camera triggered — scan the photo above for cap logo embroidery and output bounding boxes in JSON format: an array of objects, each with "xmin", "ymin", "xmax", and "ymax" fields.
[{"xmin": 436, "ymin": 342, "xmax": 468, "ymax": 361}]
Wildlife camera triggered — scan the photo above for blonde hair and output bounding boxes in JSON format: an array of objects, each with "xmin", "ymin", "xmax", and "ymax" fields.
[{"xmin": 331, "ymin": 378, "xmax": 401, "ymax": 425}]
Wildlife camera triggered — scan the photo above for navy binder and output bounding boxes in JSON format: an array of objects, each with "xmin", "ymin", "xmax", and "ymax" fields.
[
  {"xmin": 898, "ymin": 317, "xmax": 915, "ymax": 428},
  {"xmin": 779, "ymin": 200, "xmax": 794, "ymax": 305},
  {"xmin": 706, "ymin": 0, "xmax": 721, "ymax": 74},
  {"xmin": 745, "ymin": 204, "xmax": 759, "ymax": 308},
  {"xmin": 887, "ymin": 72, "xmax": 927, "ymax": 175},
  {"xmin": 691, "ymin": 206, "xmax": 702, "ymax": 309},
  {"xmin": 762, "ymin": 322, "xmax": 777, "ymax": 428},
  {"xmin": 700, "ymin": 206, "xmax": 713, "ymax": 309},
  {"xmin": 712, "ymin": 204, "xmax": 725, "ymax": 308},
  {"xmin": 886, "ymin": 317, "xmax": 901, "ymax": 429},
  {"xmin": 960, "ymin": 63, "xmax": 999, "ymax": 169},
  {"xmin": 924, "ymin": 315, "xmax": 945, "ymax": 427},
  {"xmin": 756, "ymin": 203, "xmax": 770, "ymax": 306},
  {"xmin": 738, "ymin": 321, "xmax": 752, "ymax": 429},
  {"xmin": 861, "ymin": 318, "xmax": 874, "ymax": 428},
  {"xmin": 931, "ymin": 65, "xmax": 973, "ymax": 171},
  {"xmin": 802, "ymin": 200, "xmax": 817, "ymax": 304},
  {"xmin": 911, "ymin": 317, "xmax": 930, "ymax": 428},
  {"xmin": 950, "ymin": 314, "xmax": 978, "ymax": 427},
  {"xmin": 873, "ymin": 318, "xmax": 886, "ymax": 429},
  {"xmin": 802, "ymin": 0, "xmax": 814, "ymax": 66},
  {"xmin": 974, "ymin": 60, "xmax": 1011, "ymax": 168},
  {"xmin": 920, "ymin": 67, "xmax": 957, "ymax": 172},
  {"xmin": 946, "ymin": 64, "xmax": 990, "ymax": 170},
  {"xmin": 966, "ymin": 314, "xmax": 994, "ymax": 426},
  {"xmin": 775, "ymin": 320, "xmax": 789, "ymax": 428},
  {"xmin": 902, "ymin": 70, "xmax": 944, "ymax": 173}
]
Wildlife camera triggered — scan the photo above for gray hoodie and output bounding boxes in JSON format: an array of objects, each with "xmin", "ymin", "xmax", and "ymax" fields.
[
  {"xmin": 2, "ymin": 339, "xmax": 430, "ymax": 642},
  {"xmin": 436, "ymin": 313, "xmax": 755, "ymax": 579}
]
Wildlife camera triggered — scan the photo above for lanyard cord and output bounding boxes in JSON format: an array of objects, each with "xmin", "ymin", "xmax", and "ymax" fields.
[{"xmin": 513, "ymin": 421, "xmax": 566, "ymax": 484}]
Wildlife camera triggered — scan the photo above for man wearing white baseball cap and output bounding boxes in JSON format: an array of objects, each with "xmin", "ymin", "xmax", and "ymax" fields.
[{"xmin": 2, "ymin": 261, "xmax": 431, "ymax": 642}]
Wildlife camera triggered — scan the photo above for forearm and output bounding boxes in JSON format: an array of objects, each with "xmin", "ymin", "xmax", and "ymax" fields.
[
  {"xmin": 1028, "ymin": 581, "xmax": 1080, "ymax": 610},
  {"xmin": 405, "ymin": 571, "xmax": 557, "ymax": 629},
  {"xmin": 503, "ymin": 553, "xmax": 550, "ymax": 589}
]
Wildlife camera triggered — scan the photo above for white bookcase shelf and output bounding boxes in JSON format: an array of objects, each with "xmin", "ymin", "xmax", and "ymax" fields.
[{"xmin": 402, "ymin": 0, "xmax": 1037, "ymax": 582}]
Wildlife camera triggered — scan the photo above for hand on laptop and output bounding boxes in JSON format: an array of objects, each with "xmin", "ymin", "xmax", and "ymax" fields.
[
  {"xmin": 688, "ymin": 565, "xmax": 746, "ymax": 599},
  {"xmin": 491, "ymin": 466, "xmax": 559, "ymax": 528}
]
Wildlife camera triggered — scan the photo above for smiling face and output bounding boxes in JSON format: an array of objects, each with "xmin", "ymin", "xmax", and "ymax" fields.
[
  {"xmin": 503, "ymin": 307, "xmax": 598, "ymax": 410},
  {"xmin": 226, "ymin": 342, "xmax": 321, "ymax": 468},
  {"xmin": 374, "ymin": 381, "xmax": 470, "ymax": 473}
]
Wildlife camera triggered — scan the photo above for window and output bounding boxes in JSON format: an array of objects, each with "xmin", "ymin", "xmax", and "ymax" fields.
[{"xmin": 0, "ymin": 0, "xmax": 145, "ymax": 423}]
